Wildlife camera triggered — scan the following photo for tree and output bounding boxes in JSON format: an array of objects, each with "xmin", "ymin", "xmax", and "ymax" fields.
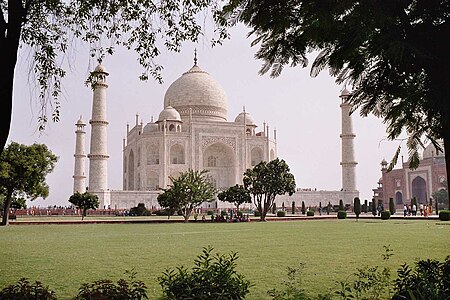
[
  {"xmin": 217, "ymin": 184, "xmax": 251, "ymax": 212},
  {"xmin": 0, "ymin": 142, "xmax": 57, "ymax": 225},
  {"xmin": 0, "ymin": 0, "xmax": 227, "ymax": 152},
  {"xmin": 354, "ymin": 197, "xmax": 361, "ymax": 220},
  {"xmin": 364, "ymin": 199, "xmax": 369, "ymax": 213},
  {"xmin": 220, "ymin": 1, "xmax": 450, "ymax": 184},
  {"xmin": 69, "ymin": 192, "xmax": 99, "ymax": 220},
  {"xmin": 301, "ymin": 201, "xmax": 306, "ymax": 215},
  {"xmin": 291, "ymin": 201, "xmax": 296, "ymax": 214},
  {"xmin": 371, "ymin": 199, "xmax": 377, "ymax": 216},
  {"xmin": 158, "ymin": 169, "xmax": 216, "ymax": 222},
  {"xmin": 243, "ymin": 158, "xmax": 296, "ymax": 221},
  {"xmin": 432, "ymin": 180, "xmax": 449, "ymax": 210},
  {"xmin": 339, "ymin": 199, "xmax": 344, "ymax": 211},
  {"xmin": 389, "ymin": 198, "xmax": 396, "ymax": 215},
  {"xmin": 327, "ymin": 201, "xmax": 331, "ymax": 215}
]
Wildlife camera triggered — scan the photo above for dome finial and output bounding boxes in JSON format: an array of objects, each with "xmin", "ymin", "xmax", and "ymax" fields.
[{"xmin": 194, "ymin": 48, "xmax": 198, "ymax": 66}]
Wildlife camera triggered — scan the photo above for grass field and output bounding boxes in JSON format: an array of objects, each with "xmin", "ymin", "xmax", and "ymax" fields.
[{"xmin": 0, "ymin": 219, "xmax": 449, "ymax": 299}]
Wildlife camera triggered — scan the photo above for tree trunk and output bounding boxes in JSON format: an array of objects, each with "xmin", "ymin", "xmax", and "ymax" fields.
[
  {"xmin": 0, "ymin": 2, "xmax": 25, "ymax": 152},
  {"xmin": 1, "ymin": 190, "xmax": 13, "ymax": 226},
  {"xmin": 443, "ymin": 126, "xmax": 450, "ymax": 210}
]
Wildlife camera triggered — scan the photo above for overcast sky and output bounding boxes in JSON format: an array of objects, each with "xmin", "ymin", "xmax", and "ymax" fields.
[{"xmin": 8, "ymin": 25, "xmax": 410, "ymax": 207}]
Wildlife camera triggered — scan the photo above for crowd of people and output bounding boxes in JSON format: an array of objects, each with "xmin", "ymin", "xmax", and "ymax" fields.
[{"xmin": 402, "ymin": 203, "xmax": 432, "ymax": 217}]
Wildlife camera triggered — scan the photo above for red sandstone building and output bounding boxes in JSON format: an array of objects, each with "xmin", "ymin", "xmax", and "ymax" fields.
[{"xmin": 373, "ymin": 141, "xmax": 447, "ymax": 209}]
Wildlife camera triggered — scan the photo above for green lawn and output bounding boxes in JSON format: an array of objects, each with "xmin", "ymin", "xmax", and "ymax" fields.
[{"xmin": 0, "ymin": 219, "xmax": 448, "ymax": 299}]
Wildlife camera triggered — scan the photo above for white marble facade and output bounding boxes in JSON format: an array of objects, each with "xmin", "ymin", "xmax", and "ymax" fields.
[{"xmin": 77, "ymin": 58, "xmax": 358, "ymax": 210}]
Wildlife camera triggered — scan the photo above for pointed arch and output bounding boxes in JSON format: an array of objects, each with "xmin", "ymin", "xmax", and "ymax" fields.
[
  {"xmin": 170, "ymin": 144, "xmax": 185, "ymax": 164},
  {"xmin": 128, "ymin": 149, "xmax": 135, "ymax": 190},
  {"xmin": 251, "ymin": 147, "xmax": 264, "ymax": 166}
]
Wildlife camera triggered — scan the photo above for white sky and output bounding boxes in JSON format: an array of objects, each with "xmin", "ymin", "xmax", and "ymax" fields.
[{"xmin": 8, "ymin": 25, "xmax": 409, "ymax": 207}]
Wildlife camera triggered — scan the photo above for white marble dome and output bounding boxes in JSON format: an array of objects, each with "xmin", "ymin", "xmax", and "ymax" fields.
[
  {"xmin": 423, "ymin": 140, "xmax": 445, "ymax": 159},
  {"xmin": 94, "ymin": 64, "xmax": 108, "ymax": 74},
  {"xmin": 234, "ymin": 112, "xmax": 256, "ymax": 126},
  {"xmin": 158, "ymin": 106, "xmax": 181, "ymax": 122},
  {"xmin": 164, "ymin": 64, "xmax": 228, "ymax": 121},
  {"xmin": 143, "ymin": 122, "xmax": 158, "ymax": 133}
]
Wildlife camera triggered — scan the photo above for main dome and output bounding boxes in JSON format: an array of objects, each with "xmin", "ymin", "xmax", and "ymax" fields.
[{"xmin": 164, "ymin": 64, "xmax": 228, "ymax": 121}]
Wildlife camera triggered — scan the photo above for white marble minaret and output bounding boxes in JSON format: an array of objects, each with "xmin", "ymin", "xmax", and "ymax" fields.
[
  {"xmin": 73, "ymin": 116, "xmax": 86, "ymax": 193},
  {"xmin": 340, "ymin": 88, "xmax": 358, "ymax": 203},
  {"xmin": 88, "ymin": 64, "xmax": 109, "ymax": 192}
]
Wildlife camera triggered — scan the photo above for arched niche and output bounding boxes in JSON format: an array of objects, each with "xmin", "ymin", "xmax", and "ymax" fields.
[
  {"xmin": 128, "ymin": 149, "xmax": 135, "ymax": 190},
  {"xmin": 251, "ymin": 147, "xmax": 264, "ymax": 166},
  {"xmin": 170, "ymin": 144, "xmax": 185, "ymax": 164},
  {"xmin": 412, "ymin": 176, "xmax": 427, "ymax": 204},
  {"xmin": 203, "ymin": 143, "xmax": 235, "ymax": 190}
]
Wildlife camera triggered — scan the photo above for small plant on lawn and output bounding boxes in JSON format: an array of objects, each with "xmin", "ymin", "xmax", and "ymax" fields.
[
  {"xmin": 0, "ymin": 278, "xmax": 57, "ymax": 300},
  {"xmin": 372, "ymin": 198, "xmax": 377, "ymax": 216},
  {"xmin": 159, "ymin": 246, "xmax": 251, "ymax": 300},
  {"xmin": 327, "ymin": 201, "xmax": 331, "ymax": 215},
  {"xmin": 74, "ymin": 269, "xmax": 148, "ymax": 300},
  {"xmin": 364, "ymin": 199, "xmax": 369, "ymax": 213},
  {"xmin": 307, "ymin": 211, "xmax": 314, "ymax": 216},
  {"xmin": 292, "ymin": 201, "xmax": 296, "ymax": 214},
  {"xmin": 335, "ymin": 245, "xmax": 394, "ymax": 300},
  {"xmin": 301, "ymin": 201, "xmax": 306, "ymax": 215},
  {"xmin": 267, "ymin": 263, "xmax": 313, "ymax": 300}
]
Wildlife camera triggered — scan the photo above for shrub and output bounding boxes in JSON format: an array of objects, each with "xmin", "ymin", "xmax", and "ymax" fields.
[
  {"xmin": 159, "ymin": 246, "xmax": 251, "ymax": 300},
  {"xmin": 364, "ymin": 199, "xmax": 368, "ymax": 213},
  {"xmin": 129, "ymin": 203, "xmax": 150, "ymax": 216},
  {"xmin": 371, "ymin": 199, "xmax": 377, "ymax": 216},
  {"xmin": 74, "ymin": 270, "xmax": 147, "ymax": 300},
  {"xmin": 220, "ymin": 210, "xmax": 228, "ymax": 217},
  {"xmin": 439, "ymin": 210, "xmax": 450, "ymax": 221},
  {"xmin": 337, "ymin": 211, "xmax": 347, "ymax": 219},
  {"xmin": 206, "ymin": 210, "xmax": 214, "ymax": 216},
  {"xmin": 0, "ymin": 278, "xmax": 57, "ymax": 300},
  {"xmin": 381, "ymin": 211, "xmax": 391, "ymax": 220},
  {"xmin": 291, "ymin": 201, "xmax": 296, "ymax": 214},
  {"xmin": 339, "ymin": 199, "xmax": 344, "ymax": 211},
  {"xmin": 393, "ymin": 256, "xmax": 450, "ymax": 300},
  {"xmin": 277, "ymin": 210, "xmax": 286, "ymax": 217},
  {"xmin": 306, "ymin": 211, "xmax": 314, "ymax": 216},
  {"xmin": 154, "ymin": 209, "xmax": 169, "ymax": 216},
  {"xmin": 267, "ymin": 264, "xmax": 310, "ymax": 300},
  {"xmin": 253, "ymin": 210, "xmax": 261, "ymax": 217},
  {"xmin": 354, "ymin": 197, "xmax": 361, "ymax": 219},
  {"xmin": 389, "ymin": 198, "xmax": 395, "ymax": 215}
]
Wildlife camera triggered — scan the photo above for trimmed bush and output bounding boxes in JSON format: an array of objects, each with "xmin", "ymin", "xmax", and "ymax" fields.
[
  {"xmin": 153, "ymin": 209, "xmax": 169, "ymax": 216},
  {"xmin": 339, "ymin": 199, "xmax": 344, "ymax": 211},
  {"xmin": 354, "ymin": 197, "xmax": 361, "ymax": 219},
  {"xmin": 206, "ymin": 210, "xmax": 214, "ymax": 215},
  {"xmin": 306, "ymin": 211, "xmax": 314, "ymax": 216},
  {"xmin": 381, "ymin": 210, "xmax": 391, "ymax": 220},
  {"xmin": 129, "ymin": 203, "xmax": 150, "ymax": 216},
  {"xmin": 438, "ymin": 210, "xmax": 450, "ymax": 221},
  {"xmin": 301, "ymin": 201, "xmax": 306, "ymax": 215},
  {"xmin": 277, "ymin": 210, "xmax": 286, "ymax": 217},
  {"xmin": 389, "ymin": 197, "xmax": 395, "ymax": 215},
  {"xmin": 0, "ymin": 278, "xmax": 56, "ymax": 300},
  {"xmin": 291, "ymin": 201, "xmax": 296, "ymax": 214},
  {"xmin": 337, "ymin": 211, "xmax": 347, "ymax": 219},
  {"xmin": 364, "ymin": 199, "xmax": 368, "ymax": 213},
  {"xmin": 254, "ymin": 210, "xmax": 261, "ymax": 217},
  {"xmin": 220, "ymin": 210, "xmax": 228, "ymax": 217}
]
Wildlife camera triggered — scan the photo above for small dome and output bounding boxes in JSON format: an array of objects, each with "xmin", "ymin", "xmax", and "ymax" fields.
[
  {"xmin": 158, "ymin": 106, "xmax": 181, "ymax": 122},
  {"xmin": 340, "ymin": 87, "xmax": 351, "ymax": 98},
  {"xmin": 143, "ymin": 122, "xmax": 158, "ymax": 133},
  {"xmin": 164, "ymin": 64, "xmax": 228, "ymax": 121},
  {"xmin": 423, "ymin": 140, "xmax": 445, "ymax": 159},
  {"xmin": 76, "ymin": 116, "xmax": 85, "ymax": 125},
  {"xmin": 94, "ymin": 64, "xmax": 108, "ymax": 74},
  {"xmin": 234, "ymin": 112, "xmax": 256, "ymax": 126},
  {"xmin": 381, "ymin": 158, "xmax": 388, "ymax": 166},
  {"xmin": 378, "ymin": 177, "xmax": 383, "ymax": 183}
]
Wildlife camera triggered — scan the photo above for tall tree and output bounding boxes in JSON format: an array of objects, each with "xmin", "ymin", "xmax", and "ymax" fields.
[
  {"xmin": 217, "ymin": 184, "xmax": 251, "ymax": 212},
  {"xmin": 219, "ymin": 0, "xmax": 450, "ymax": 180},
  {"xmin": 432, "ymin": 181, "xmax": 449, "ymax": 210},
  {"xmin": 0, "ymin": 142, "xmax": 57, "ymax": 225},
  {"xmin": 158, "ymin": 169, "xmax": 216, "ymax": 222},
  {"xmin": 243, "ymin": 158, "xmax": 296, "ymax": 221},
  {"xmin": 354, "ymin": 197, "xmax": 361, "ymax": 220},
  {"xmin": 0, "ymin": 0, "xmax": 226, "ymax": 152},
  {"xmin": 68, "ymin": 192, "xmax": 99, "ymax": 220}
]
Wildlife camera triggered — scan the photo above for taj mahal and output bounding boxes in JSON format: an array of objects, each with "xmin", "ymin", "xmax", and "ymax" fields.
[{"xmin": 72, "ymin": 55, "xmax": 359, "ymax": 210}]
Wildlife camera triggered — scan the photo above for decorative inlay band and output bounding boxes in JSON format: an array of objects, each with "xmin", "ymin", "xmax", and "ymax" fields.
[{"xmin": 202, "ymin": 136, "xmax": 236, "ymax": 150}]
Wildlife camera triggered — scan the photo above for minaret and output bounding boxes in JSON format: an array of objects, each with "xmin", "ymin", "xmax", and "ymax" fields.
[
  {"xmin": 88, "ymin": 64, "xmax": 109, "ymax": 192},
  {"xmin": 73, "ymin": 116, "xmax": 86, "ymax": 193},
  {"xmin": 339, "ymin": 88, "xmax": 358, "ymax": 199}
]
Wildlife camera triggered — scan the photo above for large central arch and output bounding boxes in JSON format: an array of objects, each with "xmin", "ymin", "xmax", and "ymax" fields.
[
  {"xmin": 203, "ymin": 143, "xmax": 235, "ymax": 190},
  {"xmin": 412, "ymin": 176, "xmax": 427, "ymax": 204}
]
